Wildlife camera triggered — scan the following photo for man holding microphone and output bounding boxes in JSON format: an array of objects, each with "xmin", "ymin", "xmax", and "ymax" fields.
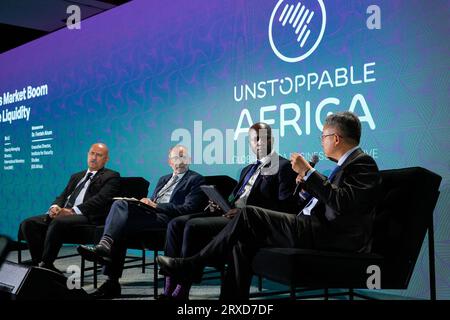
[{"xmin": 157, "ymin": 111, "xmax": 382, "ymax": 300}]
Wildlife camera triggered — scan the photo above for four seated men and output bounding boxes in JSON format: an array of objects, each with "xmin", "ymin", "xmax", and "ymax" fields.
[{"xmin": 17, "ymin": 112, "xmax": 381, "ymax": 300}]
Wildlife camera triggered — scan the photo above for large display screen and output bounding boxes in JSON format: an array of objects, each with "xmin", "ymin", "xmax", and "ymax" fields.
[{"xmin": 0, "ymin": 0, "xmax": 448, "ymax": 299}]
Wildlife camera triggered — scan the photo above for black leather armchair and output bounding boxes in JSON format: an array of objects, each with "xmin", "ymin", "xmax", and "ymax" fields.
[
  {"xmin": 251, "ymin": 167, "xmax": 442, "ymax": 300},
  {"xmin": 0, "ymin": 235, "xmax": 11, "ymax": 266}
]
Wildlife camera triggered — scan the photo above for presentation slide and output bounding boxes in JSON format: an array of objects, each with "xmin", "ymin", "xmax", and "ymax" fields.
[{"xmin": 0, "ymin": 0, "xmax": 448, "ymax": 299}]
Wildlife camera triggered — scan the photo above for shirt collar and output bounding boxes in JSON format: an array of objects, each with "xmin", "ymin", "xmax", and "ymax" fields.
[
  {"xmin": 257, "ymin": 149, "xmax": 277, "ymax": 167},
  {"xmin": 86, "ymin": 169, "xmax": 98, "ymax": 177},
  {"xmin": 172, "ymin": 171, "xmax": 187, "ymax": 181},
  {"xmin": 337, "ymin": 146, "xmax": 360, "ymax": 166}
]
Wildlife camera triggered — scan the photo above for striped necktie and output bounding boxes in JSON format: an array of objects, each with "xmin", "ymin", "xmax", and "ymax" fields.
[{"xmin": 154, "ymin": 175, "xmax": 179, "ymax": 202}]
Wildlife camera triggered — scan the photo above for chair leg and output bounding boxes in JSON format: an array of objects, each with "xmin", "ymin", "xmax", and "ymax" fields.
[
  {"xmin": 348, "ymin": 288, "xmax": 354, "ymax": 300},
  {"xmin": 428, "ymin": 211, "xmax": 437, "ymax": 301},
  {"xmin": 258, "ymin": 275, "xmax": 263, "ymax": 292},
  {"xmin": 290, "ymin": 285, "xmax": 296, "ymax": 300},
  {"xmin": 18, "ymin": 244, "xmax": 22, "ymax": 264},
  {"xmin": 153, "ymin": 250, "xmax": 158, "ymax": 298},
  {"xmin": 142, "ymin": 249, "xmax": 146, "ymax": 274},
  {"xmin": 80, "ymin": 256, "xmax": 85, "ymax": 287},
  {"xmin": 93, "ymin": 260, "xmax": 98, "ymax": 289}
]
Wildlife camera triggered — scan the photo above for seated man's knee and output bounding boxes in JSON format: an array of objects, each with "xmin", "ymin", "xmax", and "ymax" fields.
[
  {"xmin": 19, "ymin": 217, "xmax": 38, "ymax": 235},
  {"xmin": 112, "ymin": 199, "xmax": 128, "ymax": 210},
  {"xmin": 184, "ymin": 219, "xmax": 206, "ymax": 240},
  {"xmin": 242, "ymin": 206, "xmax": 258, "ymax": 218},
  {"xmin": 184, "ymin": 220, "xmax": 198, "ymax": 235},
  {"xmin": 239, "ymin": 206, "xmax": 263, "ymax": 224},
  {"xmin": 167, "ymin": 215, "xmax": 190, "ymax": 235},
  {"xmin": 47, "ymin": 217, "xmax": 72, "ymax": 233}
]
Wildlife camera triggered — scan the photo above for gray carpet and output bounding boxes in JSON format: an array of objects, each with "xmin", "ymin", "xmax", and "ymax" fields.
[
  {"xmin": 5, "ymin": 246, "xmax": 413, "ymax": 300},
  {"xmin": 5, "ymin": 246, "xmax": 267, "ymax": 300}
]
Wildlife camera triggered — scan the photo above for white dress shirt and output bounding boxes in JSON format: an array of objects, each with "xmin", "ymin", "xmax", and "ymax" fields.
[{"xmin": 235, "ymin": 151, "xmax": 277, "ymax": 208}]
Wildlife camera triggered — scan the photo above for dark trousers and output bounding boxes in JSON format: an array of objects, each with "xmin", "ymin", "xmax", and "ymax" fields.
[
  {"xmin": 165, "ymin": 213, "xmax": 230, "ymax": 282},
  {"xmin": 102, "ymin": 200, "xmax": 171, "ymax": 279},
  {"xmin": 195, "ymin": 205, "xmax": 317, "ymax": 300},
  {"xmin": 165, "ymin": 212, "xmax": 229, "ymax": 258},
  {"xmin": 20, "ymin": 214, "xmax": 91, "ymax": 265}
]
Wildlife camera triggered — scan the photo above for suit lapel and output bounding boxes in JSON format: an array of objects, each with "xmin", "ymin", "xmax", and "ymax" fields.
[
  {"xmin": 169, "ymin": 170, "xmax": 190, "ymax": 201},
  {"xmin": 70, "ymin": 172, "xmax": 86, "ymax": 194},
  {"xmin": 153, "ymin": 174, "xmax": 172, "ymax": 196},
  {"xmin": 334, "ymin": 148, "xmax": 363, "ymax": 184},
  {"xmin": 251, "ymin": 164, "xmax": 266, "ymax": 192},
  {"xmin": 252, "ymin": 154, "xmax": 279, "ymax": 191},
  {"xmin": 232, "ymin": 164, "xmax": 253, "ymax": 197},
  {"xmin": 90, "ymin": 168, "xmax": 105, "ymax": 183},
  {"xmin": 74, "ymin": 171, "xmax": 85, "ymax": 184},
  {"xmin": 85, "ymin": 167, "xmax": 105, "ymax": 192}
]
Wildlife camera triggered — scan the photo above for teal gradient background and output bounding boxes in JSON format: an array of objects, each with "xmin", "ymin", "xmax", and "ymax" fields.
[{"xmin": 0, "ymin": 0, "xmax": 449, "ymax": 299}]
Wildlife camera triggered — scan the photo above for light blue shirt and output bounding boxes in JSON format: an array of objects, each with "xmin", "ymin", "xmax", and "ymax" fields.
[
  {"xmin": 155, "ymin": 172, "xmax": 186, "ymax": 204},
  {"xmin": 73, "ymin": 170, "xmax": 97, "ymax": 214},
  {"xmin": 48, "ymin": 170, "xmax": 97, "ymax": 216}
]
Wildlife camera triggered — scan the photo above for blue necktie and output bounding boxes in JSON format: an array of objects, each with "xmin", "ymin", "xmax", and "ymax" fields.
[
  {"xmin": 328, "ymin": 165, "xmax": 341, "ymax": 183},
  {"xmin": 234, "ymin": 160, "xmax": 261, "ymax": 199},
  {"xmin": 298, "ymin": 165, "xmax": 341, "ymax": 216}
]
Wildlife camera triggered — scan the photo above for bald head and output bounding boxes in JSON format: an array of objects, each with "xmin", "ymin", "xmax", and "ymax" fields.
[
  {"xmin": 168, "ymin": 145, "xmax": 190, "ymax": 174},
  {"xmin": 87, "ymin": 143, "xmax": 109, "ymax": 171}
]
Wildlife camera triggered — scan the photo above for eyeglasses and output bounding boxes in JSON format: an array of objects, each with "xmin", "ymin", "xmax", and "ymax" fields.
[
  {"xmin": 320, "ymin": 133, "xmax": 341, "ymax": 141},
  {"xmin": 170, "ymin": 156, "xmax": 189, "ymax": 161}
]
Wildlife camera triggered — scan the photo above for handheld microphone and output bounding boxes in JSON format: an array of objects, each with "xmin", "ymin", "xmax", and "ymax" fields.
[
  {"xmin": 293, "ymin": 155, "xmax": 319, "ymax": 195},
  {"xmin": 309, "ymin": 154, "xmax": 320, "ymax": 168}
]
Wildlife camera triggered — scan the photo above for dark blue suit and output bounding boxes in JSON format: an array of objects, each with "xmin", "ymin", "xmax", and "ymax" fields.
[
  {"xmin": 152, "ymin": 170, "xmax": 207, "ymax": 218},
  {"xmin": 164, "ymin": 154, "xmax": 299, "ymax": 280},
  {"xmin": 103, "ymin": 169, "xmax": 206, "ymax": 279},
  {"xmin": 230, "ymin": 155, "xmax": 299, "ymax": 213}
]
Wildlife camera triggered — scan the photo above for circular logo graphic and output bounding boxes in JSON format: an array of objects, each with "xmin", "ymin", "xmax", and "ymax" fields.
[{"xmin": 269, "ymin": 0, "xmax": 326, "ymax": 63}]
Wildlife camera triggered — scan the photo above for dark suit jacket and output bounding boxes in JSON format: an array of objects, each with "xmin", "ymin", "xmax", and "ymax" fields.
[
  {"xmin": 231, "ymin": 154, "xmax": 299, "ymax": 213},
  {"xmin": 52, "ymin": 167, "xmax": 121, "ymax": 225},
  {"xmin": 152, "ymin": 169, "xmax": 207, "ymax": 218},
  {"xmin": 303, "ymin": 148, "xmax": 381, "ymax": 253}
]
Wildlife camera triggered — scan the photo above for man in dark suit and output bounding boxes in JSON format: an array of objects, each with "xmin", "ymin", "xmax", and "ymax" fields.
[
  {"xmin": 19, "ymin": 143, "xmax": 120, "ymax": 273},
  {"xmin": 160, "ymin": 122, "xmax": 298, "ymax": 300},
  {"xmin": 157, "ymin": 111, "xmax": 381, "ymax": 300},
  {"xmin": 77, "ymin": 145, "xmax": 206, "ymax": 298}
]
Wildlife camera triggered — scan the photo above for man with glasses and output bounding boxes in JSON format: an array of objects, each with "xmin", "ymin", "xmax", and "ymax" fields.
[
  {"xmin": 77, "ymin": 145, "xmax": 206, "ymax": 298},
  {"xmin": 157, "ymin": 111, "xmax": 381, "ymax": 300}
]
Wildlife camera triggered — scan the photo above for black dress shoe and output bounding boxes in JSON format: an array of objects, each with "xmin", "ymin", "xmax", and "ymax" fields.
[
  {"xmin": 156, "ymin": 256, "xmax": 198, "ymax": 281},
  {"xmin": 90, "ymin": 280, "xmax": 121, "ymax": 299},
  {"xmin": 156, "ymin": 293, "xmax": 174, "ymax": 301},
  {"xmin": 77, "ymin": 244, "xmax": 111, "ymax": 264},
  {"xmin": 38, "ymin": 262, "xmax": 64, "ymax": 275}
]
